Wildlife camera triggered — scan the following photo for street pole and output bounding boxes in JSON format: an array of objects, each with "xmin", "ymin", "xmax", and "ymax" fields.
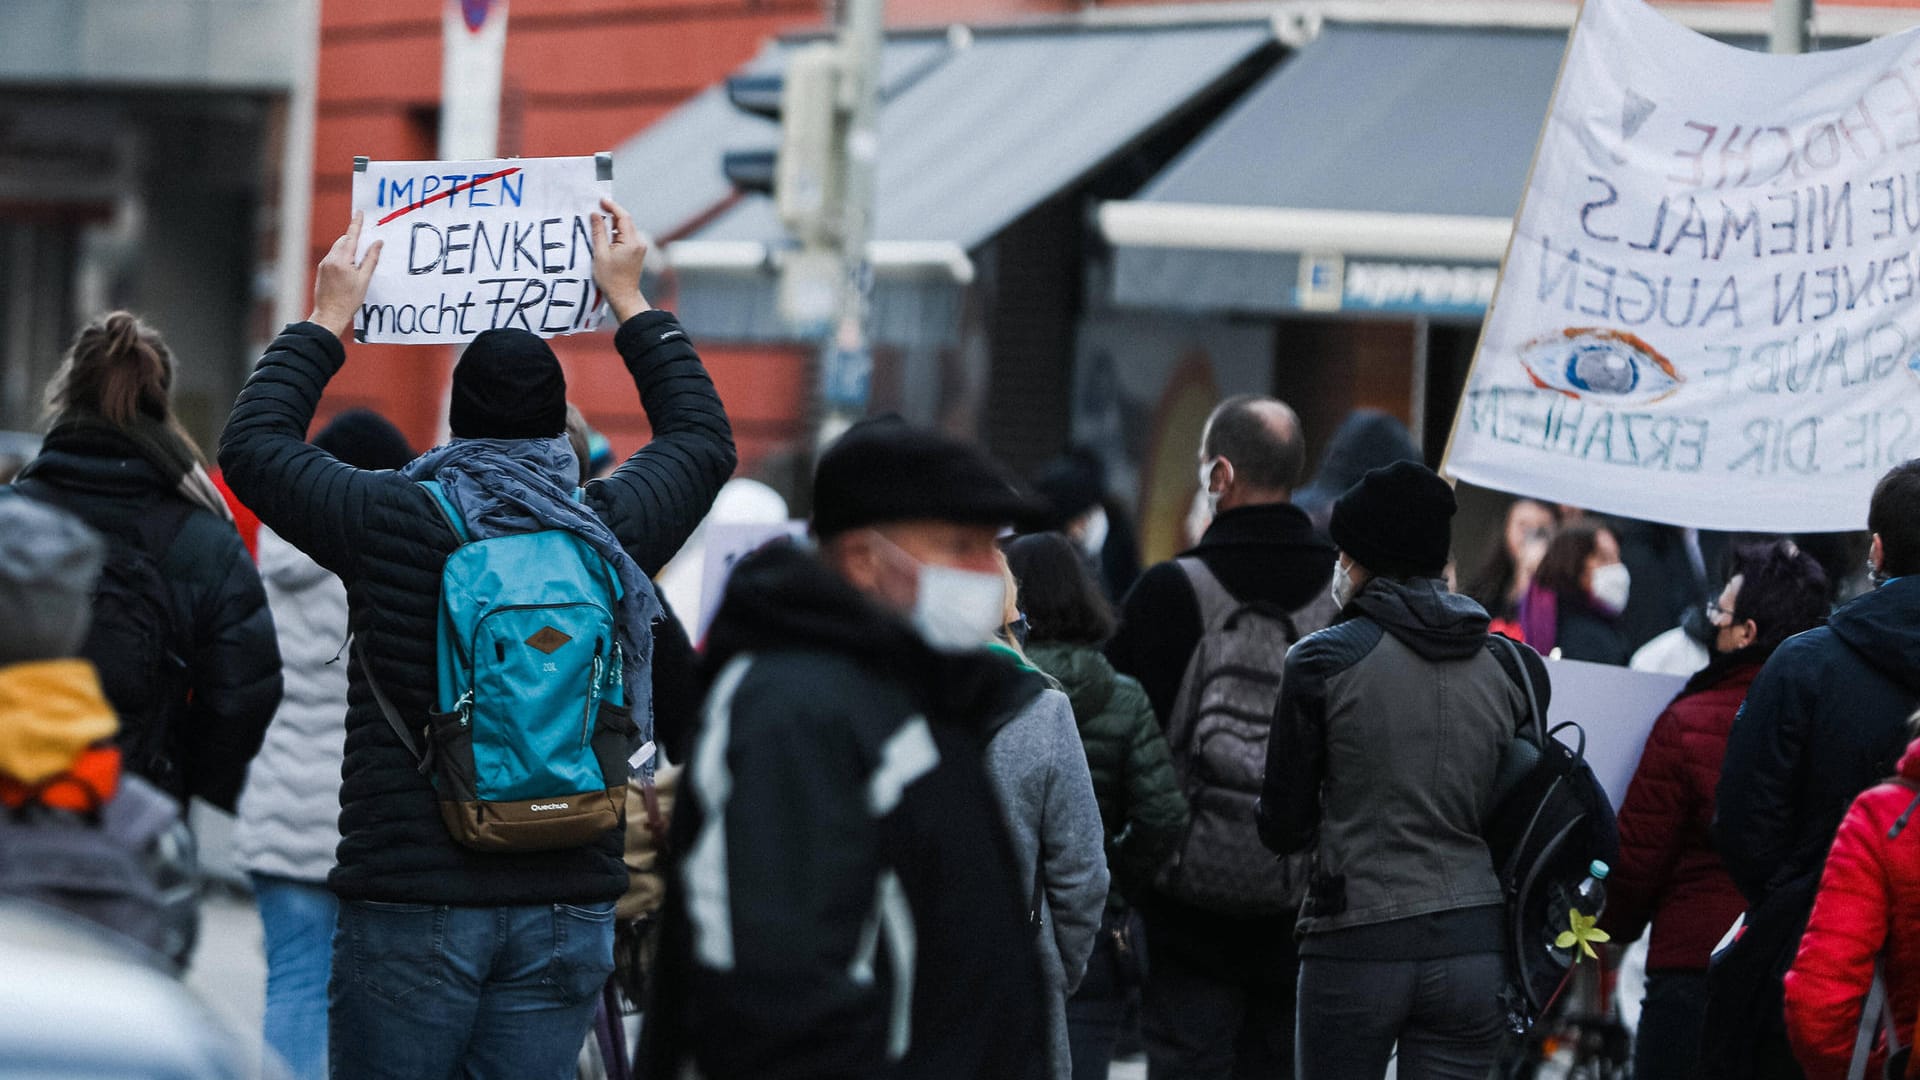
[
  {"xmin": 814, "ymin": 0, "xmax": 885, "ymax": 453},
  {"xmin": 1770, "ymin": 0, "xmax": 1811, "ymax": 53}
]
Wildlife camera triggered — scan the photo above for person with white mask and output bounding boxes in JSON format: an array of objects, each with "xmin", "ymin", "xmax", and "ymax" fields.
[
  {"xmin": 1516, "ymin": 519, "xmax": 1635, "ymax": 665},
  {"xmin": 647, "ymin": 416, "xmax": 1058, "ymax": 1080}
]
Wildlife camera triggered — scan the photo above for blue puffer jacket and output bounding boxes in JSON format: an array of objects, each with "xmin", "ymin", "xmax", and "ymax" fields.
[{"xmin": 218, "ymin": 313, "xmax": 733, "ymax": 906}]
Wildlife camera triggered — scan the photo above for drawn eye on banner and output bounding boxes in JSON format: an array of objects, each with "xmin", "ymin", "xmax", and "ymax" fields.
[
  {"xmin": 350, "ymin": 153, "xmax": 613, "ymax": 345},
  {"xmin": 1442, "ymin": 0, "xmax": 1920, "ymax": 533}
]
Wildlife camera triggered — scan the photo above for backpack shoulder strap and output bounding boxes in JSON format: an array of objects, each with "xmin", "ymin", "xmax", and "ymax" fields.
[
  {"xmin": 353, "ymin": 636, "xmax": 427, "ymax": 769},
  {"xmin": 1176, "ymin": 557, "xmax": 1239, "ymax": 634},
  {"xmin": 1490, "ymin": 634, "xmax": 1547, "ymax": 744},
  {"xmin": 1850, "ymin": 960, "xmax": 1895, "ymax": 1080},
  {"xmin": 418, "ymin": 480, "xmax": 470, "ymax": 543}
]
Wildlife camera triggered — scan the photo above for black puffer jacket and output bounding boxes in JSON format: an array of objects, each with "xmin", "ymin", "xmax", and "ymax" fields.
[
  {"xmin": 218, "ymin": 313, "xmax": 733, "ymax": 905},
  {"xmin": 8, "ymin": 426, "xmax": 281, "ymax": 810}
]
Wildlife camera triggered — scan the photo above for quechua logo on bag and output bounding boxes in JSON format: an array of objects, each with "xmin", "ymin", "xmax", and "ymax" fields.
[{"xmin": 525, "ymin": 626, "xmax": 572, "ymax": 654}]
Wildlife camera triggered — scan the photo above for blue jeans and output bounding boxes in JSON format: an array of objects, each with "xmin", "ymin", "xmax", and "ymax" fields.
[
  {"xmin": 328, "ymin": 898, "xmax": 615, "ymax": 1080},
  {"xmin": 253, "ymin": 875, "xmax": 339, "ymax": 1080}
]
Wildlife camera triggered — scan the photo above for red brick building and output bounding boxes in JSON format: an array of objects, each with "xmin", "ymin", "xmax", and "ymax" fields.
[{"xmin": 302, "ymin": 0, "xmax": 1920, "ymax": 535}]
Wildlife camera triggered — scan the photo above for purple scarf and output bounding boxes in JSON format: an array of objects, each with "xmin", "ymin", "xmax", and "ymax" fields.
[{"xmin": 1516, "ymin": 583, "xmax": 1559, "ymax": 655}]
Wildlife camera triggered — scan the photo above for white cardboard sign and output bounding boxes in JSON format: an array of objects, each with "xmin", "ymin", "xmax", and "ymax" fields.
[
  {"xmin": 696, "ymin": 521, "xmax": 810, "ymax": 641},
  {"xmin": 1445, "ymin": 0, "xmax": 1920, "ymax": 531},
  {"xmin": 350, "ymin": 155, "xmax": 611, "ymax": 344},
  {"xmin": 1543, "ymin": 658, "xmax": 1688, "ymax": 810}
]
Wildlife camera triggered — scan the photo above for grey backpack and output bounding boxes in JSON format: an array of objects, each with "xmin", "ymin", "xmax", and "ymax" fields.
[
  {"xmin": 1157, "ymin": 558, "xmax": 1321, "ymax": 915},
  {"xmin": 0, "ymin": 773, "xmax": 200, "ymax": 971}
]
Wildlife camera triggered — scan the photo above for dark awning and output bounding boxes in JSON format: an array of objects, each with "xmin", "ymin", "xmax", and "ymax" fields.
[
  {"xmin": 1100, "ymin": 23, "xmax": 1571, "ymax": 319},
  {"xmin": 612, "ymin": 18, "xmax": 1277, "ymax": 344}
]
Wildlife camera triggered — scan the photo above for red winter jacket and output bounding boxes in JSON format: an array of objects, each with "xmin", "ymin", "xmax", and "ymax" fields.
[
  {"xmin": 1784, "ymin": 738, "xmax": 1920, "ymax": 1080},
  {"xmin": 1600, "ymin": 661, "xmax": 1757, "ymax": 971}
]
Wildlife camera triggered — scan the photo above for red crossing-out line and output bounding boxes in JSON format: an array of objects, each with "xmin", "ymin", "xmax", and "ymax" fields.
[{"xmin": 375, "ymin": 167, "xmax": 523, "ymax": 226}]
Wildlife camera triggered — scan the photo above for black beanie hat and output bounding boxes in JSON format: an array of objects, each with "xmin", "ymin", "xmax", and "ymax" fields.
[
  {"xmin": 1329, "ymin": 460, "xmax": 1456, "ymax": 577},
  {"xmin": 1031, "ymin": 453, "xmax": 1104, "ymax": 526},
  {"xmin": 449, "ymin": 328, "xmax": 567, "ymax": 440},
  {"xmin": 314, "ymin": 408, "xmax": 415, "ymax": 471},
  {"xmin": 813, "ymin": 416, "xmax": 1053, "ymax": 539}
]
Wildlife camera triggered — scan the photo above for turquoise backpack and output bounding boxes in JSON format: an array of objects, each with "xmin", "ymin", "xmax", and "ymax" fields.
[{"xmin": 363, "ymin": 481, "xmax": 636, "ymax": 852}]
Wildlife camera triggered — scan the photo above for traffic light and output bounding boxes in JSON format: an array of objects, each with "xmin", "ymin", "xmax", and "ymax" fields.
[
  {"xmin": 721, "ymin": 44, "xmax": 847, "ymax": 249},
  {"xmin": 721, "ymin": 44, "xmax": 851, "ymax": 329}
]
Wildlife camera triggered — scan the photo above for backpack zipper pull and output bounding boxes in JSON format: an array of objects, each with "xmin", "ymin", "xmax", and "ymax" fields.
[{"xmin": 584, "ymin": 654, "xmax": 603, "ymax": 748}]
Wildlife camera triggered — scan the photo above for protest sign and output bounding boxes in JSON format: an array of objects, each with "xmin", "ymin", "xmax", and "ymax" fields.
[
  {"xmin": 1444, "ymin": 0, "xmax": 1920, "ymax": 531},
  {"xmin": 696, "ymin": 521, "xmax": 809, "ymax": 641},
  {"xmin": 350, "ymin": 154, "xmax": 612, "ymax": 344},
  {"xmin": 1543, "ymin": 658, "xmax": 1687, "ymax": 810}
]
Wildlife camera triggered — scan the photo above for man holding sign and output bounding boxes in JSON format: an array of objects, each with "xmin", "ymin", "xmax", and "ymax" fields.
[{"xmin": 219, "ymin": 198, "xmax": 735, "ymax": 1079}]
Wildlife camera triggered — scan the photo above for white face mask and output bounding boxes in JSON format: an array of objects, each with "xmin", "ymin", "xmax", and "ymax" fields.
[
  {"xmin": 911, "ymin": 562, "xmax": 1009, "ymax": 652},
  {"xmin": 1331, "ymin": 560, "xmax": 1357, "ymax": 609},
  {"xmin": 1589, "ymin": 562, "xmax": 1632, "ymax": 615},
  {"xmin": 1198, "ymin": 458, "xmax": 1223, "ymax": 514},
  {"xmin": 1077, "ymin": 504, "xmax": 1110, "ymax": 558}
]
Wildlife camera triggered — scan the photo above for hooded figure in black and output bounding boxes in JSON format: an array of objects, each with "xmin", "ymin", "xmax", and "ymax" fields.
[
  {"xmin": 1291, "ymin": 410, "xmax": 1419, "ymax": 542},
  {"xmin": 1706, "ymin": 460, "xmax": 1920, "ymax": 1080},
  {"xmin": 646, "ymin": 418, "xmax": 1054, "ymax": 1080}
]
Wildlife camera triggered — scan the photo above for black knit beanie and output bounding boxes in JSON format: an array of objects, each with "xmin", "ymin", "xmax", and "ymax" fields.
[
  {"xmin": 813, "ymin": 416, "xmax": 1052, "ymax": 539},
  {"xmin": 1328, "ymin": 460, "xmax": 1456, "ymax": 577},
  {"xmin": 449, "ymin": 328, "xmax": 567, "ymax": 440},
  {"xmin": 314, "ymin": 408, "xmax": 415, "ymax": 471}
]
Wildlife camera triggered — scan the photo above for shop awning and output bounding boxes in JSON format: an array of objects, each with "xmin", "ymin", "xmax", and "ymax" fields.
[
  {"xmin": 612, "ymin": 18, "xmax": 1277, "ymax": 343},
  {"xmin": 1100, "ymin": 22, "xmax": 1571, "ymax": 319}
]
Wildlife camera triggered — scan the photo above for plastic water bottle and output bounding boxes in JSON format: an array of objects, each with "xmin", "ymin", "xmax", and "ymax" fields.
[{"xmin": 1544, "ymin": 861, "xmax": 1610, "ymax": 968}]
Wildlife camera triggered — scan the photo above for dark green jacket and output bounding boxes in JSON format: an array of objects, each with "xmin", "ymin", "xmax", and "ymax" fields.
[{"xmin": 1028, "ymin": 642, "xmax": 1189, "ymax": 910}]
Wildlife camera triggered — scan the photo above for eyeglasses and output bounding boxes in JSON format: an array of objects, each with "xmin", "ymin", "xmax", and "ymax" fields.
[{"xmin": 1706, "ymin": 599, "xmax": 1733, "ymax": 626}]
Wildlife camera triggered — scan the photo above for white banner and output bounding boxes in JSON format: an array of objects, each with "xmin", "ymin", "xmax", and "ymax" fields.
[
  {"xmin": 1445, "ymin": 0, "xmax": 1920, "ymax": 532},
  {"xmin": 351, "ymin": 155, "xmax": 610, "ymax": 344}
]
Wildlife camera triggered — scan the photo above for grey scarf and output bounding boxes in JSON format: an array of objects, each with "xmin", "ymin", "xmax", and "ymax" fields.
[{"xmin": 405, "ymin": 436, "xmax": 660, "ymax": 761}]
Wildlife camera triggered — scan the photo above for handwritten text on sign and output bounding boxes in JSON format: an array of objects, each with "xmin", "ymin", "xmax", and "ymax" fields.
[
  {"xmin": 1445, "ymin": 0, "xmax": 1920, "ymax": 532},
  {"xmin": 351, "ymin": 156, "xmax": 609, "ymax": 344}
]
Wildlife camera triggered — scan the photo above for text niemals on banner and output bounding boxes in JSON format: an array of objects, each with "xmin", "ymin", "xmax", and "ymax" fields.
[{"xmin": 1444, "ymin": 0, "xmax": 1920, "ymax": 531}]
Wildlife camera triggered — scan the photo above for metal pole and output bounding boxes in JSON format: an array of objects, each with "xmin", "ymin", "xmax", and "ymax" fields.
[
  {"xmin": 1770, "ymin": 0, "xmax": 1811, "ymax": 53},
  {"xmin": 815, "ymin": 0, "xmax": 885, "ymax": 452}
]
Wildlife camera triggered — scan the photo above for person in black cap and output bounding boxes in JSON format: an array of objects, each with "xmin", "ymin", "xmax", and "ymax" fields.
[
  {"xmin": 218, "ymin": 202, "xmax": 735, "ymax": 1080},
  {"xmin": 1258, "ymin": 461, "xmax": 1545, "ymax": 1080},
  {"xmin": 644, "ymin": 416, "xmax": 1056, "ymax": 1080},
  {"xmin": 1031, "ymin": 447, "xmax": 1143, "ymax": 604}
]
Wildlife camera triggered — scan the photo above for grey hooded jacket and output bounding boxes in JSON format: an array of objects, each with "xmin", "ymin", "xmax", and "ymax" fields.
[
  {"xmin": 985, "ymin": 684, "xmax": 1109, "ymax": 1080},
  {"xmin": 1260, "ymin": 577, "xmax": 1534, "ymax": 943}
]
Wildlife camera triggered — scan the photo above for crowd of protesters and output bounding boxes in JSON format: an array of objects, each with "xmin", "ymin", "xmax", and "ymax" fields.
[{"xmin": 7, "ymin": 203, "xmax": 1920, "ymax": 1080}]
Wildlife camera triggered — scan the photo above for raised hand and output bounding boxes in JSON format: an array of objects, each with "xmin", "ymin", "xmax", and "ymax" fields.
[
  {"xmin": 591, "ymin": 196, "xmax": 651, "ymax": 324},
  {"xmin": 309, "ymin": 211, "xmax": 383, "ymax": 344}
]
